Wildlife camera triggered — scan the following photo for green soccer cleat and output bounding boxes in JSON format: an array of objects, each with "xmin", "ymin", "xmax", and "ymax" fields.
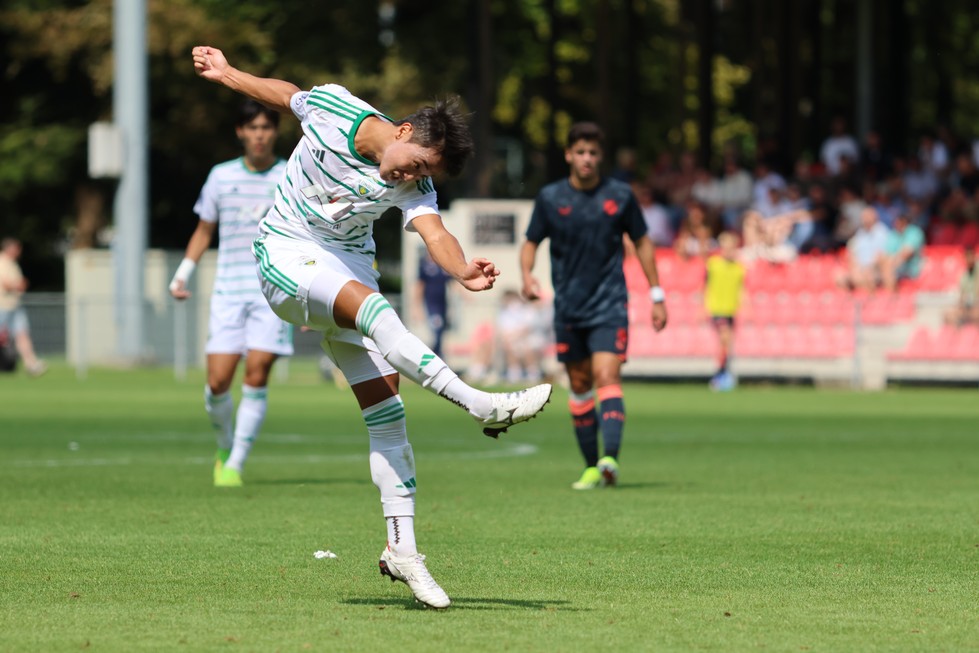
[
  {"xmin": 213, "ymin": 448, "xmax": 230, "ymax": 485},
  {"xmin": 214, "ymin": 466, "xmax": 242, "ymax": 488},
  {"xmin": 597, "ymin": 456, "xmax": 619, "ymax": 487},
  {"xmin": 571, "ymin": 466, "xmax": 602, "ymax": 490}
]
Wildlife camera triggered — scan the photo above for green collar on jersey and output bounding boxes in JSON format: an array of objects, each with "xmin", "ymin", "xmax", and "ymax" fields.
[{"xmin": 348, "ymin": 111, "xmax": 392, "ymax": 167}]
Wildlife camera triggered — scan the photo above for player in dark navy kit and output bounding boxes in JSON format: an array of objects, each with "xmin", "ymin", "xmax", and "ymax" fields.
[
  {"xmin": 520, "ymin": 122, "xmax": 668, "ymax": 489},
  {"xmin": 415, "ymin": 251, "xmax": 452, "ymax": 357}
]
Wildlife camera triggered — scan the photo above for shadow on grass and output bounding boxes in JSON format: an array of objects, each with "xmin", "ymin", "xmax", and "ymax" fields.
[
  {"xmin": 343, "ymin": 597, "xmax": 586, "ymax": 611},
  {"xmin": 613, "ymin": 481, "xmax": 677, "ymax": 490}
]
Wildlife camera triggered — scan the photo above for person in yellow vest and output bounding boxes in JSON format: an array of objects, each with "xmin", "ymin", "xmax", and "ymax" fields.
[{"xmin": 704, "ymin": 232, "xmax": 745, "ymax": 391}]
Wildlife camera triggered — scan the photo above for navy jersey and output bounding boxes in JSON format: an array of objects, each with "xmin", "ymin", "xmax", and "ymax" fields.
[{"xmin": 526, "ymin": 177, "xmax": 647, "ymax": 327}]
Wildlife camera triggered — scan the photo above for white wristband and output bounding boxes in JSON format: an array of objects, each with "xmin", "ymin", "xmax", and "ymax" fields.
[
  {"xmin": 650, "ymin": 286, "xmax": 666, "ymax": 303},
  {"xmin": 169, "ymin": 257, "xmax": 196, "ymax": 292}
]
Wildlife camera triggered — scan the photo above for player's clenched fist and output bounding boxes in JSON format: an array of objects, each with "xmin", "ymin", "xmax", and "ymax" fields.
[{"xmin": 192, "ymin": 46, "xmax": 229, "ymax": 83}]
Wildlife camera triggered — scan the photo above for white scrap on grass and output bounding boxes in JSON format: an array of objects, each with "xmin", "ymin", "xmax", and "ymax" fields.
[{"xmin": 314, "ymin": 550, "xmax": 338, "ymax": 559}]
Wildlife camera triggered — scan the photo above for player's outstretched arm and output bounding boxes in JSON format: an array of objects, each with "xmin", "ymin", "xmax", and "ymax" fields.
[
  {"xmin": 413, "ymin": 213, "xmax": 499, "ymax": 292},
  {"xmin": 192, "ymin": 46, "xmax": 300, "ymax": 114}
]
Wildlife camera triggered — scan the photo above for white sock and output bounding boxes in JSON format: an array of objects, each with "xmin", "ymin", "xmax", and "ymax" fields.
[
  {"xmin": 386, "ymin": 516, "xmax": 417, "ymax": 557},
  {"xmin": 356, "ymin": 293, "xmax": 492, "ymax": 419},
  {"xmin": 226, "ymin": 385, "xmax": 268, "ymax": 472},
  {"xmin": 204, "ymin": 386, "xmax": 234, "ymax": 451},
  {"xmin": 364, "ymin": 396, "xmax": 418, "ymax": 556}
]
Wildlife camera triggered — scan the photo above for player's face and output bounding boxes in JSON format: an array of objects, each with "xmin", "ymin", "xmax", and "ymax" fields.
[
  {"xmin": 236, "ymin": 114, "xmax": 278, "ymax": 162},
  {"xmin": 379, "ymin": 139, "xmax": 443, "ymax": 183},
  {"xmin": 565, "ymin": 139, "xmax": 603, "ymax": 184}
]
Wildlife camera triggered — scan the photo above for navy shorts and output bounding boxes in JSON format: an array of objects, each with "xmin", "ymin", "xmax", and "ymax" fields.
[
  {"xmin": 711, "ymin": 315, "xmax": 736, "ymax": 329},
  {"xmin": 554, "ymin": 322, "xmax": 628, "ymax": 363}
]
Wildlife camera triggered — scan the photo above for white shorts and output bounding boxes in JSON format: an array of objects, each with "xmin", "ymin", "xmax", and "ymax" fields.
[
  {"xmin": 205, "ymin": 295, "xmax": 294, "ymax": 356},
  {"xmin": 254, "ymin": 234, "xmax": 380, "ymax": 335},
  {"xmin": 253, "ymin": 234, "xmax": 394, "ymax": 382}
]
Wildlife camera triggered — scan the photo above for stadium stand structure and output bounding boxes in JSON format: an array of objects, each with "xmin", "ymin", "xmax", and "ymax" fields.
[{"xmin": 624, "ymin": 246, "xmax": 975, "ymax": 388}]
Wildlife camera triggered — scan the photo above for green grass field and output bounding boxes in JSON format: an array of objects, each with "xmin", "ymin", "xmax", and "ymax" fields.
[{"xmin": 1, "ymin": 363, "xmax": 977, "ymax": 652}]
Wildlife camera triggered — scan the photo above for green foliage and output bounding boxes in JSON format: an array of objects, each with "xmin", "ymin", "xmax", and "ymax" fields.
[{"xmin": 1, "ymin": 365, "xmax": 978, "ymax": 651}]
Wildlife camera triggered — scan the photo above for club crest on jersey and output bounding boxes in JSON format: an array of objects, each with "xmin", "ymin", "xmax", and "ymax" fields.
[
  {"xmin": 603, "ymin": 199, "xmax": 619, "ymax": 215},
  {"xmin": 299, "ymin": 257, "xmax": 317, "ymax": 266},
  {"xmin": 357, "ymin": 178, "xmax": 381, "ymax": 197},
  {"xmin": 558, "ymin": 206, "xmax": 572, "ymax": 216}
]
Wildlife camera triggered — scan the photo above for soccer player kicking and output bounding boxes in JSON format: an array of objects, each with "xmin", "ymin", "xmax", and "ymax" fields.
[
  {"xmin": 170, "ymin": 101, "xmax": 294, "ymax": 488},
  {"xmin": 520, "ymin": 122, "xmax": 667, "ymax": 490},
  {"xmin": 191, "ymin": 45, "xmax": 552, "ymax": 609}
]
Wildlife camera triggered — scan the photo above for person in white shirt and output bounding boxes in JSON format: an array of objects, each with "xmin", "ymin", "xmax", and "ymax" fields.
[
  {"xmin": 820, "ymin": 116, "xmax": 859, "ymax": 177},
  {"xmin": 190, "ymin": 45, "xmax": 552, "ymax": 609}
]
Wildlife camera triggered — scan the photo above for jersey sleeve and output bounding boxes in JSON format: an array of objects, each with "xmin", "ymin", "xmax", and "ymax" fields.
[
  {"xmin": 525, "ymin": 191, "xmax": 550, "ymax": 243},
  {"xmin": 192, "ymin": 168, "xmax": 220, "ymax": 223},
  {"xmin": 621, "ymin": 191, "xmax": 648, "ymax": 241},
  {"xmin": 290, "ymin": 91, "xmax": 311, "ymax": 121},
  {"xmin": 400, "ymin": 180, "xmax": 440, "ymax": 232}
]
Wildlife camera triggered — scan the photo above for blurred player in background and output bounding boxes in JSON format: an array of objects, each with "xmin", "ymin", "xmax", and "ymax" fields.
[
  {"xmin": 413, "ymin": 250, "xmax": 451, "ymax": 357},
  {"xmin": 520, "ymin": 122, "xmax": 667, "ymax": 490},
  {"xmin": 704, "ymin": 232, "xmax": 745, "ymax": 391},
  {"xmin": 169, "ymin": 100, "xmax": 293, "ymax": 488},
  {"xmin": 191, "ymin": 45, "xmax": 551, "ymax": 608}
]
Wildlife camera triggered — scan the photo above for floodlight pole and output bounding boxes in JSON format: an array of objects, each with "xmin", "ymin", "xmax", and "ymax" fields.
[{"xmin": 112, "ymin": 0, "xmax": 149, "ymax": 362}]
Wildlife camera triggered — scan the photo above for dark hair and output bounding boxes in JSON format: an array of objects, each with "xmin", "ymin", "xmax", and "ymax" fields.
[
  {"xmin": 236, "ymin": 99, "xmax": 280, "ymax": 128},
  {"xmin": 566, "ymin": 122, "xmax": 605, "ymax": 150},
  {"xmin": 398, "ymin": 96, "xmax": 473, "ymax": 177}
]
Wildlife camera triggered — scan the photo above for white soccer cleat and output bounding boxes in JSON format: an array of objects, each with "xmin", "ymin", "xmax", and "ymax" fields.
[
  {"xmin": 378, "ymin": 548, "xmax": 451, "ymax": 609},
  {"xmin": 477, "ymin": 383, "xmax": 553, "ymax": 438}
]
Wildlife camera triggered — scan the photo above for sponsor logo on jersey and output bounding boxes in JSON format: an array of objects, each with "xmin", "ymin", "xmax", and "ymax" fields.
[{"xmin": 558, "ymin": 206, "xmax": 572, "ymax": 216}]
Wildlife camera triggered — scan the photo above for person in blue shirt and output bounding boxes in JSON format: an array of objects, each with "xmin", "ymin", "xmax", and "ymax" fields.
[
  {"xmin": 520, "ymin": 122, "xmax": 668, "ymax": 490},
  {"xmin": 880, "ymin": 212, "xmax": 925, "ymax": 292}
]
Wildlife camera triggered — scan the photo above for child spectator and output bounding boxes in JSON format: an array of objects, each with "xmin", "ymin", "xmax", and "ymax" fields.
[{"xmin": 704, "ymin": 232, "xmax": 745, "ymax": 391}]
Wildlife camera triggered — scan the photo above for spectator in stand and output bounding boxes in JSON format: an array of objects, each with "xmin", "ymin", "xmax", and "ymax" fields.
[
  {"xmin": 872, "ymin": 189, "xmax": 906, "ymax": 229},
  {"xmin": 667, "ymin": 150, "xmax": 702, "ymax": 210},
  {"xmin": 919, "ymin": 130, "xmax": 950, "ymax": 182},
  {"xmin": 704, "ymin": 232, "xmax": 745, "ymax": 392},
  {"xmin": 952, "ymin": 152, "xmax": 979, "ymax": 196},
  {"xmin": 633, "ymin": 183, "xmax": 674, "ymax": 246},
  {"xmin": 836, "ymin": 207, "xmax": 891, "ymax": 291},
  {"xmin": 879, "ymin": 213, "xmax": 926, "ymax": 292},
  {"xmin": 834, "ymin": 184, "xmax": 868, "ymax": 247},
  {"xmin": 943, "ymin": 246, "xmax": 979, "ymax": 326},
  {"xmin": 903, "ymin": 197, "xmax": 931, "ymax": 231},
  {"xmin": 693, "ymin": 154, "xmax": 754, "ymax": 231},
  {"xmin": 859, "ymin": 129, "xmax": 893, "ymax": 183},
  {"xmin": 751, "ymin": 160, "xmax": 787, "ymax": 216},
  {"xmin": 904, "ymin": 153, "xmax": 939, "ymax": 204},
  {"xmin": 741, "ymin": 185, "xmax": 811, "ymax": 262},
  {"xmin": 610, "ymin": 147, "xmax": 638, "ymax": 184},
  {"xmin": 673, "ymin": 201, "xmax": 718, "ymax": 260},
  {"xmin": 802, "ymin": 183, "xmax": 838, "ymax": 253},
  {"xmin": 820, "ymin": 116, "xmax": 860, "ymax": 177}
]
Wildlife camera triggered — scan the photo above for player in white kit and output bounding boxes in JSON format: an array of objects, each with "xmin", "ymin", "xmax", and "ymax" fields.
[
  {"xmin": 169, "ymin": 100, "xmax": 294, "ymax": 488},
  {"xmin": 191, "ymin": 45, "xmax": 552, "ymax": 608}
]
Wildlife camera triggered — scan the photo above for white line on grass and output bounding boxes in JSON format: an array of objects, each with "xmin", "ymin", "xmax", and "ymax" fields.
[{"xmin": 6, "ymin": 442, "xmax": 538, "ymax": 468}]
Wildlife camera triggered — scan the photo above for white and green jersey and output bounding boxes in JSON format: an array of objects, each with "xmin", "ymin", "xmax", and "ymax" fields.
[
  {"xmin": 258, "ymin": 84, "xmax": 439, "ymax": 256},
  {"xmin": 194, "ymin": 157, "xmax": 286, "ymax": 300}
]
